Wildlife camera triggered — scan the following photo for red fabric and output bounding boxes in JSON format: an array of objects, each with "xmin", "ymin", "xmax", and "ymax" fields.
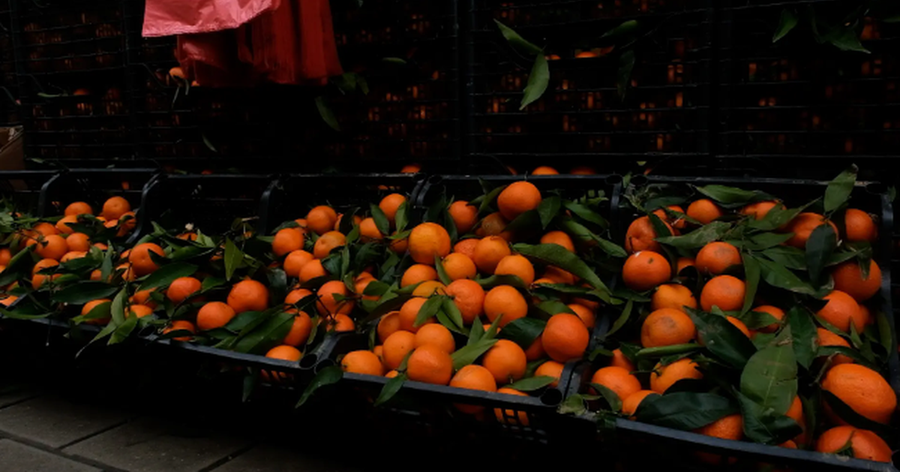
[{"xmin": 143, "ymin": 0, "xmax": 279, "ymax": 37}]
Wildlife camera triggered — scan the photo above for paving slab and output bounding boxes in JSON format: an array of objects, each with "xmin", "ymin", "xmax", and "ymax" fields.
[
  {"xmin": 0, "ymin": 384, "xmax": 41, "ymax": 409},
  {"xmin": 63, "ymin": 416, "xmax": 251, "ymax": 472},
  {"xmin": 0, "ymin": 395, "xmax": 129, "ymax": 448},
  {"xmin": 0, "ymin": 439, "xmax": 101, "ymax": 472},
  {"xmin": 210, "ymin": 445, "xmax": 362, "ymax": 472}
]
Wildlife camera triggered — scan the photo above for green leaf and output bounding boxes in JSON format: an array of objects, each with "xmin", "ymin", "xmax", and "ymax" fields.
[
  {"xmin": 559, "ymin": 394, "xmax": 588, "ymax": 415},
  {"xmin": 370, "ymin": 204, "xmax": 390, "ymax": 236},
  {"xmin": 635, "ymin": 343, "xmax": 702, "ymax": 359},
  {"xmin": 695, "ymin": 185, "xmax": 771, "ymax": 206},
  {"xmin": 761, "ymin": 246, "xmax": 807, "ymax": 271},
  {"xmin": 740, "ymin": 326, "xmax": 797, "ymax": 415},
  {"xmin": 875, "ymin": 310, "xmax": 895, "ymax": 358},
  {"xmin": 601, "ymin": 19, "xmax": 638, "ymax": 39},
  {"xmin": 617, "ymin": 49, "xmax": 635, "ymax": 99},
  {"xmin": 513, "ymin": 243, "xmax": 607, "ymax": 293},
  {"xmin": 297, "ymin": 365, "xmax": 343, "ymax": 407},
  {"xmin": 590, "ymin": 383, "xmax": 624, "ymax": 412},
  {"xmin": 440, "ymin": 296, "xmax": 465, "ymax": 330},
  {"xmin": 736, "ymin": 391, "xmax": 803, "ymax": 445},
  {"xmin": 507, "ymin": 376, "xmax": 556, "ymax": 392},
  {"xmin": 108, "ymin": 315, "xmax": 138, "ymax": 345},
  {"xmin": 635, "ymin": 392, "xmax": 738, "ymax": 430},
  {"xmin": 51, "ymin": 281, "xmax": 118, "ymax": 304},
  {"xmin": 828, "ymin": 28, "xmax": 870, "ymax": 54},
  {"xmin": 493, "ymin": 19, "xmax": 542, "ymax": 56},
  {"xmin": 395, "ymin": 201, "xmax": 409, "ymax": 232},
  {"xmin": 538, "ymin": 299, "xmax": 575, "ymax": 317},
  {"xmin": 746, "ymin": 232, "xmax": 794, "ymax": 250},
  {"xmin": 99, "ymin": 245, "xmax": 114, "ymax": 281},
  {"xmin": 434, "ymin": 255, "xmax": 451, "ymax": 285},
  {"xmin": 742, "ymin": 255, "xmax": 760, "ymax": 315},
  {"xmin": 786, "ymin": 306, "xmax": 817, "ymax": 369},
  {"xmin": 825, "ymin": 166, "xmax": 857, "ymax": 214},
  {"xmin": 0, "ymin": 248, "xmax": 34, "ymax": 287},
  {"xmin": 563, "ymin": 201, "xmax": 607, "ymax": 228},
  {"xmin": 478, "ymin": 185, "xmax": 505, "ymax": 216},
  {"xmin": 483, "ymin": 313, "xmax": 503, "ymax": 340},
  {"xmin": 806, "ymin": 224, "xmax": 837, "ymax": 284},
  {"xmin": 375, "ymin": 373, "xmax": 407, "ymax": 406},
  {"xmin": 70, "ymin": 299, "xmax": 111, "ymax": 324},
  {"xmin": 520, "ymin": 54, "xmax": 549, "ymax": 110},
  {"xmin": 315, "ymin": 96, "xmax": 340, "ymax": 131},
  {"xmin": 497, "ymin": 318, "xmax": 546, "ymax": 348},
  {"xmin": 736, "ymin": 310, "xmax": 780, "ymax": 331},
  {"xmin": 536, "ymin": 196, "xmax": 561, "ymax": 230},
  {"xmin": 381, "ymin": 57, "xmax": 406, "ymax": 65},
  {"xmin": 606, "ymin": 299, "xmax": 633, "ymax": 338},
  {"xmin": 233, "ymin": 311, "xmax": 295, "ymax": 354},
  {"xmin": 467, "ymin": 317, "xmax": 485, "ymax": 346},
  {"xmin": 224, "ymin": 239, "xmax": 242, "ymax": 281},
  {"xmin": 756, "ymin": 257, "xmax": 816, "ymax": 295},
  {"xmin": 558, "ymin": 219, "xmax": 625, "ymax": 257},
  {"xmin": 138, "ymin": 262, "xmax": 198, "ymax": 292},
  {"xmin": 655, "ymin": 221, "xmax": 731, "ymax": 249},
  {"xmin": 688, "ymin": 309, "xmax": 756, "ymax": 368},
  {"xmin": 414, "ymin": 295, "xmax": 444, "ymax": 328},
  {"xmin": 452, "ymin": 338, "xmax": 498, "ymax": 370},
  {"xmin": 773, "ymin": 9, "xmax": 798, "ymax": 42},
  {"xmin": 110, "ymin": 289, "xmax": 127, "ymax": 326}
]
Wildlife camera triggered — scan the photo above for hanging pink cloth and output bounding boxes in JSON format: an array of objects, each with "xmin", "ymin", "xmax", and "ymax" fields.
[{"xmin": 142, "ymin": 0, "xmax": 279, "ymax": 37}]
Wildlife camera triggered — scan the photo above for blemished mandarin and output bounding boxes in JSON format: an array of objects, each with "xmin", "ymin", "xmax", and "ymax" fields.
[
  {"xmin": 476, "ymin": 212, "xmax": 511, "ymax": 240},
  {"xmin": 408, "ymin": 223, "xmax": 451, "ymax": 265},
  {"xmin": 591, "ymin": 366, "xmax": 642, "ymax": 402},
  {"xmin": 651, "ymin": 284, "xmax": 697, "ymax": 312},
  {"xmin": 695, "ymin": 241, "xmax": 742, "ymax": 275},
  {"xmin": 641, "ymin": 308, "xmax": 695, "ymax": 348},
  {"xmin": 700, "ymin": 275, "xmax": 745, "ymax": 312},
  {"xmin": 453, "ymin": 238, "xmax": 479, "ymax": 260},
  {"xmin": 624, "ymin": 216, "xmax": 673, "ymax": 254},
  {"xmin": 622, "ymin": 251, "xmax": 671, "ymax": 291}
]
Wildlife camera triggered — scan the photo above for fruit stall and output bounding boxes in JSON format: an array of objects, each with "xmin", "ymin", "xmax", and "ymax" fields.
[{"xmin": 0, "ymin": 1, "xmax": 899, "ymax": 471}]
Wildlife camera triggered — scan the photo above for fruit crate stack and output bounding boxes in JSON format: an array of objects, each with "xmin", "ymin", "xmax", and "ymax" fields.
[
  {"xmin": 0, "ymin": 0, "xmax": 20, "ymax": 127},
  {"xmin": 465, "ymin": 0, "xmax": 712, "ymax": 175},
  {"xmin": 9, "ymin": 0, "xmax": 132, "ymax": 163}
]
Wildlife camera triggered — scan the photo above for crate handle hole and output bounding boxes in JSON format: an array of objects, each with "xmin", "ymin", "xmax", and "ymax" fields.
[
  {"xmin": 301, "ymin": 353, "xmax": 321, "ymax": 370},
  {"xmin": 540, "ymin": 388, "xmax": 563, "ymax": 406}
]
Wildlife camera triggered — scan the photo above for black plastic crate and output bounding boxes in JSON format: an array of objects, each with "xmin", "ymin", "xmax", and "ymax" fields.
[
  {"xmin": 566, "ymin": 175, "xmax": 899, "ymax": 471},
  {"xmin": 465, "ymin": 0, "xmax": 712, "ymax": 174},
  {"xmin": 39, "ymin": 168, "xmax": 156, "ymax": 218},
  {"xmin": 0, "ymin": 169, "xmax": 59, "ymax": 216}
]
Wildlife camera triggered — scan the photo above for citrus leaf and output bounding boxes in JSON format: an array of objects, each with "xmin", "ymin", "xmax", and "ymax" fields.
[
  {"xmin": 375, "ymin": 373, "xmax": 406, "ymax": 406},
  {"xmin": 233, "ymin": 311, "xmax": 295, "ymax": 354},
  {"xmin": 513, "ymin": 243, "xmax": 607, "ymax": 292},
  {"xmin": 414, "ymin": 295, "xmax": 444, "ymax": 328},
  {"xmin": 635, "ymin": 392, "xmax": 738, "ymax": 430},
  {"xmin": 563, "ymin": 201, "xmax": 607, "ymax": 228},
  {"xmin": 478, "ymin": 185, "xmax": 505, "ymax": 215},
  {"xmin": 756, "ymin": 257, "xmax": 816, "ymax": 295},
  {"xmin": 520, "ymin": 54, "xmax": 549, "ymax": 110},
  {"xmin": 224, "ymin": 239, "xmax": 242, "ymax": 281},
  {"xmin": 483, "ymin": 313, "xmax": 503, "ymax": 340},
  {"xmin": 297, "ymin": 365, "xmax": 343, "ymax": 407},
  {"xmin": 395, "ymin": 201, "xmax": 409, "ymax": 232},
  {"xmin": 742, "ymin": 254, "xmax": 760, "ymax": 315},
  {"xmin": 825, "ymin": 165, "xmax": 857, "ymax": 214},
  {"xmin": 507, "ymin": 376, "xmax": 556, "ymax": 392},
  {"xmin": 493, "ymin": 19, "xmax": 542, "ymax": 56},
  {"xmin": 434, "ymin": 255, "xmax": 451, "ymax": 285},
  {"xmin": 138, "ymin": 262, "xmax": 198, "ymax": 291},
  {"xmin": 315, "ymin": 96, "xmax": 340, "ymax": 131},
  {"xmin": 761, "ymin": 246, "xmax": 807, "ymax": 271},
  {"xmin": 497, "ymin": 317, "xmax": 545, "ymax": 348},
  {"xmin": 99, "ymin": 244, "xmax": 114, "ymax": 281},
  {"xmin": 452, "ymin": 338, "xmax": 497, "ymax": 370},
  {"xmin": 773, "ymin": 9, "xmax": 798, "ymax": 42},
  {"xmin": 108, "ymin": 316, "xmax": 138, "ymax": 345},
  {"xmin": 735, "ymin": 310, "xmax": 780, "ymax": 330},
  {"xmin": 538, "ymin": 299, "xmax": 575, "ymax": 316},
  {"xmin": 559, "ymin": 394, "xmax": 588, "ymax": 415},
  {"xmin": 606, "ymin": 299, "xmax": 633, "ymax": 338},
  {"xmin": 740, "ymin": 326, "xmax": 797, "ymax": 415},
  {"xmin": 558, "ymin": 219, "xmax": 625, "ymax": 257},
  {"xmin": 635, "ymin": 343, "xmax": 702, "ymax": 359},
  {"xmin": 601, "ymin": 19, "xmax": 639, "ymax": 39},
  {"xmin": 537, "ymin": 196, "xmax": 561, "ymax": 229},
  {"xmin": 821, "ymin": 391, "xmax": 894, "ymax": 438},
  {"xmin": 0, "ymin": 248, "xmax": 35, "ymax": 287},
  {"xmin": 655, "ymin": 221, "xmax": 731, "ymax": 249},
  {"xmin": 590, "ymin": 383, "xmax": 623, "ymax": 412},
  {"xmin": 694, "ymin": 185, "xmax": 772, "ymax": 206},
  {"xmin": 688, "ymin": 308, "xmax": 756, "ymax": 368},
  {"xmin": 440, "ymin": 295, "xmax": 465, "ymax": 330},
  {"xmin": 617, "ymin": 49, "xmax": 635, "ymax": 99},
  {"xmin": 737, "ymin": 390, "xmax": 803, "ymax": 444},
  {"xmin": 786, "ymin": 306, "xmax": 817, "ymax": 369},
  {"xmin": 70, "ymin": 299, "xmax": 111, "ymax": 324},
  {"xmin": 467, "ymin": 317, "xmax": 485, "ymax": 346},
  {"xmin": 52, "ymin": 281, "xmax": 118, "ymax": 304},
  {"xmin": 746, "ymin": 232, "xmax": 794, "ymax": 250},
  {"xmin": 806, "ymin": 224, "xmax": 837, "ymax": 284},
  {"xmin": 370, "ymin": 204, "xmax": 390, "ymax": 236},
  {"xmin": 110, "ymin": 289, "xmax": 127, "ymax": 325}
]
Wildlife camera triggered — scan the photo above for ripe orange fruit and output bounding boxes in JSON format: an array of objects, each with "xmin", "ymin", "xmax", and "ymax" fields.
[
  {"xmin": 163, "ymin": 320, "xmax": 195, "ymax": 341},
  {"xmin": 116, "ymin": 263, "xmax": 135, "ymax": 282},
  {"xmin": 306, "ymin": 205, "xmax": 338, "ymax": 235},
  {"xmin": 398, "ymin": 297, "xmax": 432, "ymax": 333},
  {"xmin": 401, "ymin": 163, "xmax": 421, "ymax": 173},
  {"xmin": 494, "ymin": 388, "xmax": 531, "ymax": 425},
  {"xmin": 686, "ymin": 199, "xmax": 724, "ymax": 225},
  {"xmin": 753, "ymin": 305, "xmax": 785, "ymax": 333},
  {"xmin": 32, "ymin": 222, "xmax": 58, "ymax": 237},
  {"xmin": 317, "ymin": 280, "xmax": 354, "ymax": 316},
  {"xmin": 700, "ymin": 275, "xmax": 745, "ymax": 312},
  {"xmin": 591, "ymin": 366, "xmax": 641, "ymax": 402},
  {"xmin": 476, "ymin": 212, "xmax": 512, "ymax": 241},
  {"xmin": 81, "ymin": 299, "xmax": 111, "ymax": 325},
  {"xmin": 740, "ymin": 201, "xmax": 781, "ymax": 220},
  {"xmin": 117, "ymin": 212, "xmax": 136, "ymax": 236},
  {"xmin": 272, "ymin": 228, "xmax": 304, "ymax": 257},
  {"xmin": 313, "ymin": 231, "xmax": 346, "ymax": 259},
  {"xmin": 408, "ymin": 223, "xmax": 451, "ymax": 265},
  {"xmin": 652, "ymin": 205, "xmax": 687, "ymax": 230},
  {"xmin": 543, "ymin": 266, "xmax": 576, "ymax": 285},
  {"xmin": 450, "ymin": 365, "xmax": 497, "ymax": 414},
  {"xmin": 625, "ymin": 216, "xmax": 673, "ymax": 254},
  {"xmin": 816, "ymin": 327, "xmax": 854, "ymax": 366},
  {"xmin": 497, "ymin": 181, "xmax": 542, "ymax": 221},
  {"xmin": 266, "ymin": 345, "xmax": 301, "ymax": 362},
  {"xmin": 695, "ymin": 242, "xmax": 741, "ymax": 275},
  {"xmin": 0, "ymin": 248, "xmax": 10, "ymax": 266},
  {"xmin": 622, "ymin": 251, "xmax": 671, "ymax": 291},
  {"xmin": 785, "ymin": 395, "xmax": 807, "ymax": 444},
  {"xmin": 822, "ymin": 363, "xmax": 897, "ymax": 424},
  {"xmin": 784, "ymin": 213, "xmax": 838, "ymax": 248},
  {"xmin": 131, "ymin": 289, "xmax": 157, "ymax": 309},
  {"xmin": 832, "ymin": 260, "xmax": 881, "ymax": 303},
  {"xmin": 227, "ymin": 279, "xmax": 269, "ymax": 314},
  {"xmin": 816, "ymin": 290, "xmax": 865, "ymax": 333},
  {"xmin": 484, "ymin": 285, "xmax": 528, "ymax": 327},
  {"xmin": 354, "ymin": 277, "xmax": 378, "ymax": 301},
  {"xmin": 569, "ymin": 166, "xmax": 596, "ymax": 174},
  {"xmin": 622, "ymin": 390, "xmax": 658, "ymax": 417},
  {"xmin": 676, "ymin": 257, "xmax": 695, "ymax": 273},
  {"xmin": 453, "ymin": 239, "xmax": 479, "ymax": 260},
  {"xmin": 482, "ymin": 339, "xmax": 527, "ymax": 384},
  {"xmin": 610, "ymin": 349, "xmax": 635, "ymax": 372},
  {"xmin": 448, "ymin": 201, "xmax": 478, "ymax": 234},
  {"xmin": 651, "ymin": 284, "xmax": 697, "ymax": 312},
  {"xmin": 357, "ymin": 217, "xmax": 383, "ymax": 242},
  {"xmin": 36, "ymin": 235, "xmax": 68, "ymax": 261},
  {"xmin": 843, "ymin": 209, "xmax": 877, "ymax": 243},
  {"xmin": 65, "ymin": 201, "xmax": 93, "ymax": 216},
  {"xmin": 298, "ymin": 259, "xmax": 327, "ymax": 283},
  {"xmin": 341, "ymin": 350, "xmax": 384, "ymax": 376},
  {"xmin": 726, "ymin": 316, "xmax": 751, "ymax": 337},
  {"xmin": 31, "ymin": 259, "xmax": 59, "ymax": 287},
  {"xmin": 412, "ymin": 280, "xmax": 445, "ymax": 297},
  {"xmin": 66, "ymin": 233, "xmax": 91, "ymax": 252},
  {"xmin": 60, "ymin": 251, "xmax": 86, "ymax": 263},
  {"xmin": 494, "ymin": 254, "xmax": 535, "ymax": 286},
  {"xmin": 650, "ymin": 358, "xmax": 702, "ymax": 393},
  {"xmin": 166, "ymin": 277, "xmax": 202, "ymax": 304},
  {"xmin": 101, "ymin": 196, "xmax": 131, "ymax": 220},
  {"xmin": 55, "ymin": 215, "xmax": 78, "ymax": 234},
  {"xmin": 816, "ymin": 426, "xmax": 892, "ymax": 462},
  {"xmin": 127, "ymin": 304, "xmax": 153, "ymax": 318},
  {"xmin": 444, "ymin": 279, "xmax": 485, "ymax": 324},
  {"xmin": 129, "ymin": 243, "xmax": 165, "ymax": 276},
  {"xmin": 524, "ymin": 337, "xmax": 545, "ymax": 361},
  {"xmin": 283, "ymin": 250, "xmax": 314, "ymax": 278},
  {"xmin": 442, "ymin": 253, "xmax": 477, "ymax": 281},
  {"xmin": 377, "ymin": 312, "xmax": 401, "ymax": 343},
  {"xmin": 283, "ymin": 311, "xmax": 313, "ymax": 346},
  {"xmin": 383, "ymin": 330, "xmax": 416, "ymax": 370},
  {"xmin": 532, "ymin": 166, "xmax": 558, "ymax": 175},
  {"xmin": 285, "ymin": 288, "xmax": 313, "ymax": 305},
  {"xmin": 534, "ymin": 360, "xmax": 564, "ymax": 387},
  {"xmin": 401, "ymin": 264, "xmax": 438, "ymax": 288},
  {"xmin": 641, "ymin": 308, "xmax": 695, "ymax": 348},
  {"xmin": 330, "ymin": 313, "xmax": 355, "ymax": 332},
  {"xmin": 540, "ymin": 231, "xmax": 575, "ymax": 252},
  {"xmin": 379, "ymin": 193, "xmax": 407, "ymax": 226},
  {"xmin": 407, "ymin": 344, "xmax": 453, "ymax": 385},
  {"xmin": 696, "ymin": 413, "xmax": 743, "ymax": 441},
  {"xmin": 568, "ymin": 303, "xmax": 595, "ymax": 329},
  {"xmin": 414, "ymin": 323, "xmax": 456, "ymax": 354},
  {"xmin": 542, "ymin": 313, "xmax": 590, "ymax": 362},
  {"xmin": 473, "ymin": 236, "xmax": 511, "ymax": 274},
  {"xmin": 196, "ymin": 301, "xmax": 236, "ymax": 330}
]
